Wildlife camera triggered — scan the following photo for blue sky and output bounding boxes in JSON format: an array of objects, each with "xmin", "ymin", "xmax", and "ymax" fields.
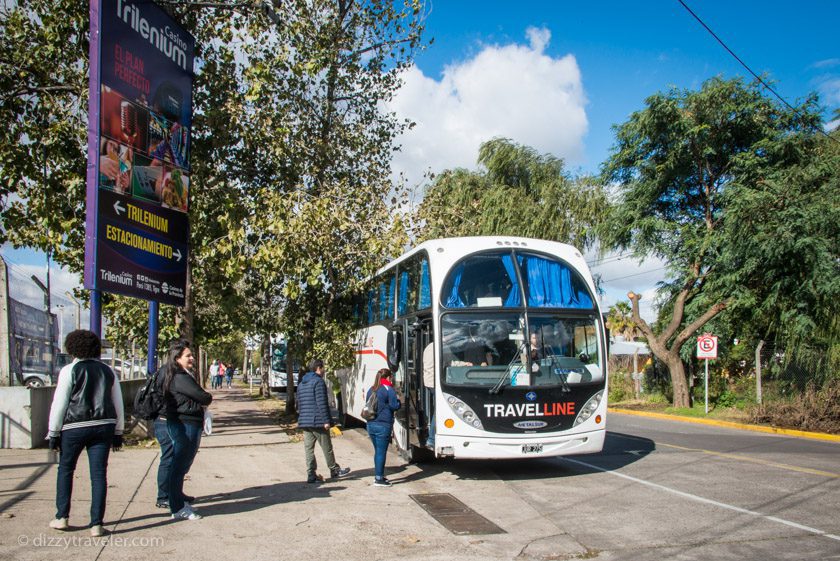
[
  {"xmin": 3, "ymin": 0, "xmax": 838, "ymax": 328},
  {"xmin": 386, "ymin": 0, "xmax": 840, "ymax": 319}
]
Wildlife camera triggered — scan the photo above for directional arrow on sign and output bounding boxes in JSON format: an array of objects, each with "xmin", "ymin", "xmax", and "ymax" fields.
[
  {"xmin": 113, "ymin": 200, "xmax": 125, "ymax": 216},
  {"xmin": 173, "ymin": 248, "xmax": 182, "ymax": 262}
]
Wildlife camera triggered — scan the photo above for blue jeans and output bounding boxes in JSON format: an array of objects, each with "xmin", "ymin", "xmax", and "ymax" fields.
[
  {"xmin": 366, "ymin": 421, "xmax": 391, "ymax": 480},
  {"xmin": 56, "ymin": 424, "xmax": 114, "ymax": 526},
  {"xmin": 154, "ymin": 418, "xmax": 174, "ymax": 502},
  {"xmin": 166, "ymin": 419, "xmax": 202, "ymax": 513}
]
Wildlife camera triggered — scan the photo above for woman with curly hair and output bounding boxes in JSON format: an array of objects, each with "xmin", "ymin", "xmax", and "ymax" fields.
[{"xmin": 47, "ymin": 330, "xmax": 124, "ymax": 537}]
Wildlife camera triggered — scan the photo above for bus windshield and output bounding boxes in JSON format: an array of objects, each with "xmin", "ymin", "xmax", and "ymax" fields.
[{"xmin": 441, "ymin": 313, "xmax": 603, "ymax": 388}]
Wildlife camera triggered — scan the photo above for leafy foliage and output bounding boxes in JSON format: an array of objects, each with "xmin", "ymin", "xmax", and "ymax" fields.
[
  {"xmin": 417, "ymin": 138, "xmax": 607, "ymax": 248},
  {"xmin": 600, "ymin": 77, "xmax": 824, "ymax": 407}
]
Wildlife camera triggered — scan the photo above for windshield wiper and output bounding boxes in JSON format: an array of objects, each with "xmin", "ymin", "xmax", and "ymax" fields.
[{"xmin": 489, "ymin": 342, "xmax": 525, "ymax": 395}]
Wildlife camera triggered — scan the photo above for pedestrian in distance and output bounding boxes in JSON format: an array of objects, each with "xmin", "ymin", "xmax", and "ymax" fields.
[
  {"xmin": 297, "ymin": 358, "xmax": 351, "ymax": 484},
  {"xmin": 209, "ymin": 359, "xmax": 219, "ymax": 390},
  {"xmin": 162, "ymin": 340, "xmax": 212, "ymax": 520},
  {"xmin": 47, "ymin": 330, "xmax": 125, "ymax": 537},
  {"xmin": 366, "ymin": 368, "xmax": 401, "ymax": 487},
  {"xmin": 215, "ymin": 361, "xmax": 225, "ymax": 390},
  {"xmin": 225, "ymin": 364, "xmax": 234, "ymax": 389}
]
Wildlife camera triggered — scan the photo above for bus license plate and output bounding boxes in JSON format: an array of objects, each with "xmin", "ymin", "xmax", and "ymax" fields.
[{"xmin": 522, "ymin": 444, "xmax": 543, "ymax": 454}]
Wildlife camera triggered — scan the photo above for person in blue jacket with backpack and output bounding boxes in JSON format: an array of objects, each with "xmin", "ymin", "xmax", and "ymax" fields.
[{"xmin": 366, "ymin": 368, "xmax": 401, "ymax": 487}]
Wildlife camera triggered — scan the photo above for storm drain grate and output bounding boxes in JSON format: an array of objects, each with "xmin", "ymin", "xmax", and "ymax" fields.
[{"xmin": 410, "ymin": 493, "xmax": 506, "ymax": 535}]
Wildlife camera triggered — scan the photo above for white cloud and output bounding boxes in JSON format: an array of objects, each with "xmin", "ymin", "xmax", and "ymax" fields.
[{"xmin": 388, "ymin": 27, "xmax": 588, "ymax": 188}]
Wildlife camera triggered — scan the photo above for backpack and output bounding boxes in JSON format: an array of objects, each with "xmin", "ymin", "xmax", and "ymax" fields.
[
  {"xmin": 361, "ymin": 386, "xmax": 379, "ymax": 420},
  {"xmin": 133, "ymin": 370, "xmax": 163, "ymax": 421}
]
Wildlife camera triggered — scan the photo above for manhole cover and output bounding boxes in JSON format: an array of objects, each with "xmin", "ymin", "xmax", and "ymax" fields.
[{"xmin": 410, "ymin": 493, "xmax": 506, "ymax": 535}]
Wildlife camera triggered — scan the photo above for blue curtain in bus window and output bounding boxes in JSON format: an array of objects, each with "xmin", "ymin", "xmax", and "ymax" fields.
[
  {"xmin": 367, "ymin": 289, "xmax": 375, "ymax": 324},
  {"xmin": 419, "ymin": 259, "xmax": 431, "ymax": 309},
  {"xmin": 444, "ymin": 262, "xmax": 465, "ymax": 307},
  {"xmin": 387, "ymin": 275, "xmax": 396, "ymax": 319},
  {"xmin": 378, "ymin": 281, "xmax": 388, "ymax": 320},
  {"xmin": 525, "ymin": 256, "xmax": 592, "ymax": 308},
  {"xmin": 398, "ymin": 271, "xmax": 410, "ymax": 316},
  {"xmin": 500, "ymin": 254, "xmax": 522, "ymax": 306}
]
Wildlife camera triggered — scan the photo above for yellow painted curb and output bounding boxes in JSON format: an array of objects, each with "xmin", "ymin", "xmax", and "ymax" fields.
[{"xmin": 608, "ymin": 407, "xmax": 840, "ymax": 443}]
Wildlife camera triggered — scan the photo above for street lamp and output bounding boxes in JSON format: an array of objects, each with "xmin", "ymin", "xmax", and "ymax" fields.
[{"xmin": 65, "ymin": 291, "xmax": 81, "ymax": 330}]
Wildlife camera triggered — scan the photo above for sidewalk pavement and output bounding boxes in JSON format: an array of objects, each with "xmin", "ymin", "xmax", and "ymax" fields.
[{"xmin": 0, "ymin": 387, "xmax": 571, "ymax": 561}]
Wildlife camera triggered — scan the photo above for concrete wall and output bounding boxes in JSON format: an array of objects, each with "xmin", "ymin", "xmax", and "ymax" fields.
[{"xmin": 0, "ymin": 379, "xmax": 146, "ymax": 449}]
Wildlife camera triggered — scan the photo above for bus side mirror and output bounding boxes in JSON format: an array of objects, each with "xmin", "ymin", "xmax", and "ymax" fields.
[{"xmin": 387, "ymin": 329, "xmax": 402, "ymax": 371}]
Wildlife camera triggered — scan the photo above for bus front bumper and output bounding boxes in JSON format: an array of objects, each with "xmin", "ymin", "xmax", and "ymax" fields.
[{"xmin": 434, "ymin": 429, "xmax": 605, "ymax": 459}]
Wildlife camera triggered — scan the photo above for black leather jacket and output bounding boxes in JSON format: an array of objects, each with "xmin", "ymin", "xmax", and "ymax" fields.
[
  {"xmin": 164, "ymin": 367, "xmax": 212, "ymax": 424},
  {"xmin": 64, "ymin": 360, "xmax": 118, "ymax": 425}
]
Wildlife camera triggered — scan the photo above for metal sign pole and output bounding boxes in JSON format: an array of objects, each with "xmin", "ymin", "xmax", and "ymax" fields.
[
  {"xmin": 704, "ymin": 358, "xmax": 709, "ymax": 414},
  {"xmin": 147, "ymin": 301, "xmax": 159, "ymax": 374}
]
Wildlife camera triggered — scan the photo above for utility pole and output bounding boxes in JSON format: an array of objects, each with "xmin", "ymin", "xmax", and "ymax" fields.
[{"xmin": 65, "ymin": 291, "xmax": 81, "ymax": 330}]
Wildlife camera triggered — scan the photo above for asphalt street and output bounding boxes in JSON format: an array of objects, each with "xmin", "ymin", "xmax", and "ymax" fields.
[{"xmin": 1, "ymin": 390, "xmax": 838, "ymax": 561}]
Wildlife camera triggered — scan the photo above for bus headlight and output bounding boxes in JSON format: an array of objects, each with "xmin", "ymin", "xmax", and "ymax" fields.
[
  {"xmin": 443, "ymin": 393, "xmax": 484, "ymax": 430},
  {"xmin": 574, "ymin": 390, "xmax": 603, "ymax": 427}
]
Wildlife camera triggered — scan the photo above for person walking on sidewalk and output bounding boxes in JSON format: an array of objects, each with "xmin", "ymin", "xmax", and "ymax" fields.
[
  {"xmin": 297, "ymin": 358, "xmax": 350, "ymax": 484},
  {"xmin": 366, "ymin": 368, "xmax": 401, "ymax": 487},
  {"xmin": 163, "ymin": 340, "xmax": 212, "ymax": 520},
  {"xmin": 209, "ymin": 360, "xmax": 219, "ymax": 390},
  {"xmin": 224, "ymin": 364, "xmax": 234, "ymax": 389},
  {"xmin": 47, "ymin": 330, "xmax": 125, "ymax": 537}
]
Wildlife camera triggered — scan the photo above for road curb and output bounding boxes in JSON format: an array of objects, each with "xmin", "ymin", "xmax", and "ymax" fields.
[{"xmin": 608, "ymin": 407, "xmax": 840, "ymax": 443}]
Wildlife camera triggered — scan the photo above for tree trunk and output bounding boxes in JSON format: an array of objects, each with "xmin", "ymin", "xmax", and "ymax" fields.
[
  {"xmin": 177, "ymin": 261, "xmax": 194, "ymax": 342},
  {"xmin": 260, "ymin": 335, "xmax": 271, "ymax": 398},
  {"xmin": 665, "ymin": 352, "xmax": 691, "ymax": 408},
  {"xmin": 285, "ymin": 352, "xmax": 296, "ymax": 415}
]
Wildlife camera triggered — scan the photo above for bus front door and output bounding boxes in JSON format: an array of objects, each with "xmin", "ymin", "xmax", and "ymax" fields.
[{"xmin": 394, "ymin": 320, "xmax": 422, "ymax": 461}]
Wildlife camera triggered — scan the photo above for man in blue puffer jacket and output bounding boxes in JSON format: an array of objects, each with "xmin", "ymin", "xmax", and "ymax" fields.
[{"xmin": 297, "ymin": 359, "xmax": 351, "ymax": 484}]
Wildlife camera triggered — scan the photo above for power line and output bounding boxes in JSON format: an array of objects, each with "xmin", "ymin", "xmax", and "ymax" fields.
[
  {"xmin": 677, "ymin": 0, "xmax": 838, "ymax": 144},
  {"xmin": 600, "ymin": 266, "xmax": 668, "ymax": 284}
]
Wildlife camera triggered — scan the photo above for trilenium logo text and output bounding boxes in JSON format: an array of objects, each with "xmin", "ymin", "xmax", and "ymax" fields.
[{"xmin": 115, "ymin": 0, "xmax": 190, "ymax": 71}]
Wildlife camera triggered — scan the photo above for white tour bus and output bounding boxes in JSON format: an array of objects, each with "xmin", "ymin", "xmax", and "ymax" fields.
[{"xmin": 339, "ymin": 237, "xmax": 607, "ymax": 461}]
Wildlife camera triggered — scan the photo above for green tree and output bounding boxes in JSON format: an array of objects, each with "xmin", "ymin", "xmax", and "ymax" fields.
[
  {"xmin": 718, "ymin": 125, "xmax": 840, "ymax": 375},
  {"xmin": 601, "ymin": 76, "xmax": 823, "ymax": 408},
  {"xmin": 418, "ymin": 138, "xmax": 607, "ymax": 248}
]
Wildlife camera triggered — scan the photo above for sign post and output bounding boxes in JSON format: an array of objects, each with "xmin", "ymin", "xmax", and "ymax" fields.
[
  {"xmin": 84, "ymin": 0, "xmax": 195, "ymax": 365},
  {"xmin": 696, "ymin": 334, "xmax": 718, "ymax": 414}
]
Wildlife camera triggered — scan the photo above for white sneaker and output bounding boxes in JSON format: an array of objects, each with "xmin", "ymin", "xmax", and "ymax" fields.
[
  {"xmin": 49, "ymin": 518, "xmax": 68, "ymax": 530},
  {"xmin": 171, "ymin": 505, "xmax": 202, "ymax": 520}
]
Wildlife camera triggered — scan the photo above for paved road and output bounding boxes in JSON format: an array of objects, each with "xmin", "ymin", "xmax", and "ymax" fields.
[
  {"xmin": 408, "ymin": 412, "xmax": 840, "ymax": 560},
  {"xmin": 2, "ymin": 391, "xmax": 838, "ymax": 561}
]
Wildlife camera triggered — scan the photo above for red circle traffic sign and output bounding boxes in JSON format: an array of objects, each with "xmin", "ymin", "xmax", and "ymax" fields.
[{"xmin": 697, "ymin": 335, "xmax": 718, "ymax": 359}]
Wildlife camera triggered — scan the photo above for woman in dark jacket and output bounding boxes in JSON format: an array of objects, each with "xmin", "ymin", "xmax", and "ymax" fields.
[
  {"xmin": 162, "ymin": 340, "xmax": 211, "ymax": 520},
  {"xmin": 365, "ymin": 368, "xmax": 401, "ymax": 487},
  {"xmin": 47, "ymin": 330, "xmax": 124, "ymax": 537}
]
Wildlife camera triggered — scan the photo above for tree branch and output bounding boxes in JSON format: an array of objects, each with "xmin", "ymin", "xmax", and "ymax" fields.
[{"xmin": 673, "ymin": 299, "xmax": 729, "ymax": 349}]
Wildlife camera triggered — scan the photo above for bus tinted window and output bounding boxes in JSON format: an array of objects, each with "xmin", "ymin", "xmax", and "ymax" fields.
[
  {"xmin": 528, "ymin": 316, "xmax": 602, "ymax": 386},
  {"xmin": 397, "ymin": 254, "xmax": 431, "ymax": 317},
  {"xmin": 441, "ymin": 314, "xmax": 524, "ymax": 386},
  {"xmin": 442, "ymin": 252, "xmax": 522, "ymax": 308},
  {"xmin": 519, "ymin": 253, "xmax": 594, "ymax": 309}
]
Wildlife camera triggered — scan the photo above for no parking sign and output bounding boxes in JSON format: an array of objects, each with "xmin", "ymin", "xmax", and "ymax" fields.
[{"xmin": 697, "ymin": 334, "xmax": 718, "ymax": 359}]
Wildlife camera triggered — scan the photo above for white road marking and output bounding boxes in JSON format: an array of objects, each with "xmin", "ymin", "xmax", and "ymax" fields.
[{"xmin": 561, "ymin": 457, "xmax": 840, "ymax": 543}]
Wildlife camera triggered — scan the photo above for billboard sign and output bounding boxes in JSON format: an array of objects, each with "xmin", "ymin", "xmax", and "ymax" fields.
[{"xmin": 84, "ymin": 0, "xmax": 194, "ymax": 306}]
